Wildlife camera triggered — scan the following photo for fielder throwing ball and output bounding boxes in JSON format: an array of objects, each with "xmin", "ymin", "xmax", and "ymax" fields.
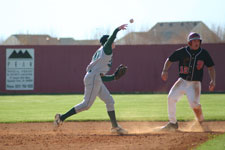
[
  {"xmin": 161, "ymin": 32, "xmax": 216, "ymax": 131},
  {"xmin": 54, "ymin": 24, "xmax": 128, "ymax": 135}
]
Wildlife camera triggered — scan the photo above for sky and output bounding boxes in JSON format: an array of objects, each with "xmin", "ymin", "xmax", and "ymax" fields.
[{"xmin": 0, "ymin": 0, "xmax": 225, "ymax": 41}]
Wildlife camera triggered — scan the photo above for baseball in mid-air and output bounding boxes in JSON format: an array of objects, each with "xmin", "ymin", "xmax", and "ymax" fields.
[{"xmin": 129, "ymin": 18, "xmax": 134, "ymax": 23}]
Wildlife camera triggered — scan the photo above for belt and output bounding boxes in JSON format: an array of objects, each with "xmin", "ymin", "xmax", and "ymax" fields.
[
  {"xmin": 182, "ymin": 77, "xmax": 200, "ymax": 82},
  {"xmin": 88, "ymin": 70, "xmax": 104, "ymax": 77}
]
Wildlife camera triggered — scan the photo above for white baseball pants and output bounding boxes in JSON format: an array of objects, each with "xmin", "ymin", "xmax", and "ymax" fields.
[
  {"xmin": 168, "ymin": 78, "xmax": 201, "ymax": 124},
  {"xmin": 74, "ymin": 72, "xmax": 115, "ymax": 113}
]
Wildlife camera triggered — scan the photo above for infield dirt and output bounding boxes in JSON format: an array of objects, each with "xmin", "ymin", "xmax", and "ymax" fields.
[{"xmin": 1, "ymin": 121, "xmax": 225, "ymax": 150}]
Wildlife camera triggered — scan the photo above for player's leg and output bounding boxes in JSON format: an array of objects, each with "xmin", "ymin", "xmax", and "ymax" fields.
[
  {"xmin": 186, "ymin": 81, "xmax": 204, "ymax": 122},
  {"xmin": 73, "ymin": 81, "xmax": 101, "ymax": 113},
  {"xmin": 98, "ymin": 84, "xmax": 116, "ymax": 127},
  {"xmin": 98, "ymin": 83, "xmax": 127, "ymax": 134},
  {"xmin": 59, "ymin": 82, "xmax": 101, "ymax": 121},
  {"xmin": 162, "ymin": 78, "xmax": 185, "ymax": 130},
  {"xmin": 54, "ymin": 74, "xmax": 101, "ymax": 126},
  {"xmin": 168, "ymin": 78, "xmax": 185, "ymax": 123}
]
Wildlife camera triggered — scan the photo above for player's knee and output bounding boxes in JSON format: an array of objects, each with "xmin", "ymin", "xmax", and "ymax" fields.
[
  {"xmin": 191, "ymin": 103, "xmax": 201, "ymax": 109},
  {"xmin": 106, "ymin": 103, "xmax": 115, "ymax": 111},
  {"xmin": 168, "ymin": 95, "xmax": 177, "ymax": 103},
  {"xmin": 168, "ymin": 94, "xmax": 173, "ymax": 100},
  {"xmin": 106, "ymin": 97, "xmax": 115, "ymax": 111},
  {"xmin": 80, "ymin": 102, "xmax": 92, "ymax": 111},
  {"xmin": 84, "ymin": 103, "xmax": 92, "ymax": 110}
]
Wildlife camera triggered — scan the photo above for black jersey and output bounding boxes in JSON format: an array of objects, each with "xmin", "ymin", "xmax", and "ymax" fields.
[{"xmin": 168, "ymin": 46, "xmax": 214, "ymax": 82}]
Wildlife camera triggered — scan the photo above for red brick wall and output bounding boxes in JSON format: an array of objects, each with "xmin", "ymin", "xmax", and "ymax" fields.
[{"xmin": 0, "ymin": 44, "xmax": 224, "ymax": 94}]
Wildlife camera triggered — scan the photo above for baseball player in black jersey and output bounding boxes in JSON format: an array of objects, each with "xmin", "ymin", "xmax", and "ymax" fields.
[{"xmin": 161, "ymin": 32, "xmax": 216, "ymax": 131}]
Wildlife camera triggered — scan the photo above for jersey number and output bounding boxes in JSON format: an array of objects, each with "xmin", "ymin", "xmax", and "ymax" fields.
[
  {"xmin": 180, "ymin": 66, "xmax": 189, "ymax": 74},
  {"xmin": 196, "ymin": 60, "xmax": 204, "ymax": 70},
  {"xmin": 92, "ymin": 50, "xmax": 101, "ymax": 61}
]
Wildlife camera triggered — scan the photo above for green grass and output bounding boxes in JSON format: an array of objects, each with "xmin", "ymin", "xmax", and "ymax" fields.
[
  {"xmin": 196, "ymin": 133, "xmax": 225, "ymax": 150},
  {"xmin": 0, "ymin": 94, "xmax": 225, "ymax": 123}
]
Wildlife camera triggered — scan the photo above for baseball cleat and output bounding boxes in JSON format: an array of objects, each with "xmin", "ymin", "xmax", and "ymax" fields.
[
  {"xmin": 54, "ymin": 114, "xmax": 63, "ymax": 127},
  {"xmin": 160, "ymin": 122, "xmax": 178, "ymax": 131},
  {"xmin": 111, "ymin": 125, "xmax": 128, "ymax": 135}
]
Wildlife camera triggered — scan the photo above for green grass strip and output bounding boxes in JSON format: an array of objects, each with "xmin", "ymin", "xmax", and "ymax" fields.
[
  {"xmin": 0, "ymin": 94, "xmax": 225, "ymax": 123},
  {"xmin": 196, "ymin": 133, "xmax": 225, "ymax": 150}
]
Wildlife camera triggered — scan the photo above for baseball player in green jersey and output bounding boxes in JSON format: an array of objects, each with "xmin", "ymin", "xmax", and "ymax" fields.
[{"xmin": 54, "ymin": 24, "xmax": 128, "ymax": 135}]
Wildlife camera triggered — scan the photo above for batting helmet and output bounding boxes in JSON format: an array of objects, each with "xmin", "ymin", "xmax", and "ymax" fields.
[
  {"xmin": 100, "ymin": 35, "xmax": 109, "ymax": 45},
  {"xmin": 188, "ymin": 32, "xmax": 202, "ymax": 42}
]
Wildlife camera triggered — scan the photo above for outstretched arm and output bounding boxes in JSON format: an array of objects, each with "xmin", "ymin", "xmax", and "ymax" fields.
[
  {"xmin": 161, "ymin": 58, "xmax": 173, "ymax": 81},
  {"xmin": 208, "ymin": 66, "xmax": 216, "ymax": 91},
  {"xmin": 103, "ymin": 24, "xmax": 127, "ymax": 55}
]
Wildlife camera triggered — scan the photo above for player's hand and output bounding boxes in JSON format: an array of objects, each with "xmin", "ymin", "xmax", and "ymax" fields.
[
  {"xmin": 161, "ymin": 70, "xmax": 168, "ymax": 81},
  {"xmin": 118, "ymin": 24, "xmax": 128, "ymax": 30},
  {"xmin": 209, "ymin": 80, "xmax": 215, "ymax": 92}
]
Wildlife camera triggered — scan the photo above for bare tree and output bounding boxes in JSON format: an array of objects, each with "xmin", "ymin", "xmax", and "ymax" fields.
[{"xmin": 211, "ymin": 24, "xmax": 225, "ymax": 42}]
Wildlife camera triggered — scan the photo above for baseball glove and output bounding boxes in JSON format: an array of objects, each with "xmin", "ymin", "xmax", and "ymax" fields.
[{"xmin": 114, "ymin": 64, "xmax": 128, "ymax": 80}]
